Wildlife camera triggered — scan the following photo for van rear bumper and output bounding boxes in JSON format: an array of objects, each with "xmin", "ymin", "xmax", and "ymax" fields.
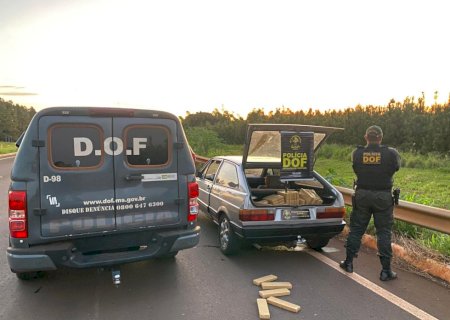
[
  {"xmin": 7, "ymin": 253, "xmax": 57, "ymax": 272},
  {"xmin": 7, "ymin": 226, "xmax": 200, "ymax": 272}
]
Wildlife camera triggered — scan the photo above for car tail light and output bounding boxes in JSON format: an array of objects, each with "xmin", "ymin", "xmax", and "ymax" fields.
[
  {"xmin": 187, "ymin": 182, "xmax": 199, "ymax": 222},
  {"xmin": 239, "ymin": 209, "xmax": 274, "ymax": 221},
  {"xmin": 9, "ymin": 190, "xmax": 28, "ymax": 238},
  {"xmin": 317, "ymin": 207, "xmax": 346, "ymax": 219}
]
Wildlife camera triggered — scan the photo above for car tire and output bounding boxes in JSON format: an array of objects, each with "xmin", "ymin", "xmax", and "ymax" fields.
[
  {"xmin": 306, "ymin": 237, "xmax": 330, "ymax": 250},
  {"xmin": 219, "ymin": 215, "xmax": 240, "ymax": 255}
]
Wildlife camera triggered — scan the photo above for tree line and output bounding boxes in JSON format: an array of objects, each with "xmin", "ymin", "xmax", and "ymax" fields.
[
  {"xmin": 0, "ymin": 98, "xmax": 36, "ymax": 141},
  {"xmin": 1, "ymin": 95, "xmax": 449, "ymax": 155},
  {"xmin": 182, "ymin": 95, "xmax": 450, "ymax": 155}
]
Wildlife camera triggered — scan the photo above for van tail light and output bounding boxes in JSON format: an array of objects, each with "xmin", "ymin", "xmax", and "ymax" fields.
[
  {"xmin": 316, "ymin": 207, "xmax": 346, "ymax": 219},
  {"xmin": 239, "ymin": 209, "xmax": 274, "ymax": 221},
  {"xmin": 9, "ymin": 191, "xmax": 28, "ymax": 238},
  {"xmin": 187, "ymin": 182, "xmax": 199, "ymax": 222}
]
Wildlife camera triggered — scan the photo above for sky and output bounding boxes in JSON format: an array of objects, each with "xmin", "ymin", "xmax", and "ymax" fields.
[{"xmin": 0, "ymin": 0, "xmax": 449, "ymax": 118}]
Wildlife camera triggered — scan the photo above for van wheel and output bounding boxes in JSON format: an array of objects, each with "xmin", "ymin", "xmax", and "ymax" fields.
[
  {"xmin": 306, "ymin": 237, "xmax": 330, "ymax": 250},
  {"xmin": 219, "ymin": 215, "xmax": 239, "ymax": 255},
  {"xmin": 15, "ymin": 271, "xmax": 38, "ymax": 280}
]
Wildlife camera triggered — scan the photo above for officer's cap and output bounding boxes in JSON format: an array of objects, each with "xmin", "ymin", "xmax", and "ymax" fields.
[{"xmin": 366, "ymin": 125, "xmax": 383, "ymax": 139}]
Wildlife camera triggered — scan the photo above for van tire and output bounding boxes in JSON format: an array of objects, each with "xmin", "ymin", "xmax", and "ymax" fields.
[
  {"xmin": 14, "ymin": 271, "xmax": 40, "ymax": 280},
  {"xmin": 219, "ymin": 215, "xmax": 239, "ymax": 255}
]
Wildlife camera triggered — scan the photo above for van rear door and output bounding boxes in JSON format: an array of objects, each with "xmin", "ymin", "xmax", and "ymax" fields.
[
  {"xmin": 38, "ymin": 116, "xmax": 116, "ymax": 237},
  {"xmin": 113, "ymin": 117, "xmax": 181, "ymax": 230}
]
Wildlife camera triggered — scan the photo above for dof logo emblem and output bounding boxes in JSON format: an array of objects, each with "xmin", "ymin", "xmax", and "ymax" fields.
[
  {"xmin": 289, "ymin": 135, "xmax": 302, "ymax": 150},
  {"xmin": 363, "ymin": 152, "xmax": 381, "ymax": 165}
]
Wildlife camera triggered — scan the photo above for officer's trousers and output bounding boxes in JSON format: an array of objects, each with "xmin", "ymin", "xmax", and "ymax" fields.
[{"xmin": 346, "ymin": 189, "xmax": 394, "ymax": 259}]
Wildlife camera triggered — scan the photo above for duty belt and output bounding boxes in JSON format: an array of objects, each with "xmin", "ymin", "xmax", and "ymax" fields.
[{"xmin": 356, "ymin": 187, "xmax": 391, "ymax": 192}]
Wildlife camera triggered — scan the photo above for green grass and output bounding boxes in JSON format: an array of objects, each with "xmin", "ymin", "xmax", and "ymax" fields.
[
  {"xmin": 201, "ymin": 144, "xmax": 243, "ymax": 158},
  {"xmin": 319, "ymin": 143, "xmax": 450, "ymax": 171},
  {"xmin": 0, "ymin": 142, "xmax": 17, "ymax": 154},
  {"xmin": 315, "ymin": 157, "xmax": 450, "ymax": 211}
]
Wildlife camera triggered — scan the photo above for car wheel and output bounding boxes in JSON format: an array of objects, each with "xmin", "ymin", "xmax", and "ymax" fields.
[
  {"xmin": 219, "ymin": 215, "xmax": 239, "ymax": 255},
  {"xmin": 306, "ymin": 237, "xmax": 330, "ymax": 250}
]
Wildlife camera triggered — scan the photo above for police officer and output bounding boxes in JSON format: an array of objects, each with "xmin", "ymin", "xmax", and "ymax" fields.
[{"xmin": 340, "ymin": 125, "xmax": 401, "ymax": 281}]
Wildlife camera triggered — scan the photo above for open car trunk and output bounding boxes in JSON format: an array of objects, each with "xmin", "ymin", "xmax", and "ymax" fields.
[
  {"xmin": 246, "ymin": 169, "xmax": 338, "ymax": 207},
  {"xmin": 242, "ymin": 124, "xmax": 343, "ymax": 207}
]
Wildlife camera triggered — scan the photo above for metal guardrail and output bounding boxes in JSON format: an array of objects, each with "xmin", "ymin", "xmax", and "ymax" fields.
[
  {"xmin": 194, "ymin": 154, "xmax": 210, "ymax": 164},
  {"xmin": 194, "ymin": 155, "xmax": 450, "ymax": 235},
  {"xmin": 336, "ymin": 187, "xmax": 450, "ymax": 235}
]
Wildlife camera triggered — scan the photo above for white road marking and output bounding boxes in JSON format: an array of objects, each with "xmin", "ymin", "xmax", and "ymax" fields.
[
  {"xmin": 307, "ymin": 249, "xmax": 439, "ymax": 320},
  {"xmin": 0, "ymin": 156, "xmax": 15, "ymax": 161},
  {"xmin": 320, "ymin": 246, "xmax": 339, "ymax": 253}
]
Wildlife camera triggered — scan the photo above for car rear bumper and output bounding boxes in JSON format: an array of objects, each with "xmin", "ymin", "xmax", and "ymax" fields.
[
  {"xmin": 7, "ymin": 226, "xmax": 200, "ymax": 272},
  {"xmin": 234, "ymin": 221, "xmax": 345, "ymax": 242}
]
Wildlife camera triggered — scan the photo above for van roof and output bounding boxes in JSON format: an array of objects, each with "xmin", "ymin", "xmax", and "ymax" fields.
[{"xmin": 34, "ymin": 106, "xmax": 180, "ymax": 121}]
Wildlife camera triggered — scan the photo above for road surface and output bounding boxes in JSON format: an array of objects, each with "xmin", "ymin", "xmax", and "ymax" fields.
[{"xmin": 0, "ymin": 156, "xmax": 448, "ymax": 319}]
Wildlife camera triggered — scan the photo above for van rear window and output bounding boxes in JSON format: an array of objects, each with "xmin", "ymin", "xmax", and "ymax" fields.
[
  {"xmin": 49, "ymin": 124, "xmax": 103, "ymax": 169},
  {"xmin": 125, "ymin": 125, "xmax": 170, "ymax": 166}
]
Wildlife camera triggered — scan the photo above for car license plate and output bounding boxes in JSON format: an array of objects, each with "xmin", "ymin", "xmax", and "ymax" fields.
[
  {"xmin": 281, "ymin": 209, "xmax": 311, "ymax": 220},
  {"xmin": 291, "ymin": 210, "xmax": 310, "ymax": 219}
]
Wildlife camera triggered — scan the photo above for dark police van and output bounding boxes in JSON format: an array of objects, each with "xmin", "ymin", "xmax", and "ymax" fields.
[{"xmin": 7, "ymin": 107, "xmax": 200, "ymax": 284}]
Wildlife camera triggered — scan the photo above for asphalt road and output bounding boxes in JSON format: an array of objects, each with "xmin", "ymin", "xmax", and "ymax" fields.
[{"xmin": 0, "ymin": 156, "xmax": 448, "ymax": 320}]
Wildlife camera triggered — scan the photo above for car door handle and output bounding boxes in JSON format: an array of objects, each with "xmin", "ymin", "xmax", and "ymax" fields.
[{"xmin": 125, "ymin": 174, "xmax": 143, "ymax": 181}]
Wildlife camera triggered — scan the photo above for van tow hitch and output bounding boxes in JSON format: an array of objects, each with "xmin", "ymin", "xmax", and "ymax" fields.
[{"xmin": 111, "ymin": 267, "xmax": 121, "ymax": 286}]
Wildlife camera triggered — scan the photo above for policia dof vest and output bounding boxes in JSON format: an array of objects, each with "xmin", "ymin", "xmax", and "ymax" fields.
[{"xmin": 352, "ymin": 144, "xmax": 400, "ymax": 191}]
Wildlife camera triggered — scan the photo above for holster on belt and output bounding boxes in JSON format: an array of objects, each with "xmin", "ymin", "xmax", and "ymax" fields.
[
  {"xmin": 392, "ymin": 188, "xmax": 400, "ymax": 205},
  {"xmin": 352, "ymin": 193, "xmax": 356, "ymax": 209}
]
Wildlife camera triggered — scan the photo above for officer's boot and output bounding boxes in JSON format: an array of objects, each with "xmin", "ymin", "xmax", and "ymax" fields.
[
  {"xmin": 339, "ymin": 250, "xmax": 354, "ymax": 273},
  {"xmin": 379, "ymin": 256, "xmax": 397, "ymax": 281}
]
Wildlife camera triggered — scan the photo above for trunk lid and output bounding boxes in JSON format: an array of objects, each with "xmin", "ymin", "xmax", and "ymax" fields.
[{"xmin": 242, "ymin": 124, "xmax": 343, "ymax": 173}]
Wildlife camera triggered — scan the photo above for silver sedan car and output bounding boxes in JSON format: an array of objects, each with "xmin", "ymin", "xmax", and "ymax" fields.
[{"xmin": 197, "ymin": 124, "xmax": 346, "ymax": 255}]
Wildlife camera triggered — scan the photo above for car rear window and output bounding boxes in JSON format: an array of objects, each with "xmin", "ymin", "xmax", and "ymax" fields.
[
  {"xmin": 247, "ymin": 130, "xmax": 326, "ymax": 163},
  {"xmin": 49, "ymin": 124, "xmax": 103, "ymax": 169},
  {"xmin": 125, "ymin": 125, "xmax": 171, "ymax": 166}
]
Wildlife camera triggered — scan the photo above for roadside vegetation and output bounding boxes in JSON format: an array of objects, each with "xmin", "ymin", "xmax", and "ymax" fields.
[
  {"xmin": 0, "ymin": 142, "xmax": 17, "ymax": 154},
  {"xmin": 0, "ymin": 98, "xmax": 36, "ymax": 142},
  {"xmin": 182, "ymin": 94, "xmax": 450, "ymax": 155}
]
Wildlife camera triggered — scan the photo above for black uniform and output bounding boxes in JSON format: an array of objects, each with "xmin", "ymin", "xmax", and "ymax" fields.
[{"xmin": 346, "ymin": 143, "xmax": 401, "ymax": 260}]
